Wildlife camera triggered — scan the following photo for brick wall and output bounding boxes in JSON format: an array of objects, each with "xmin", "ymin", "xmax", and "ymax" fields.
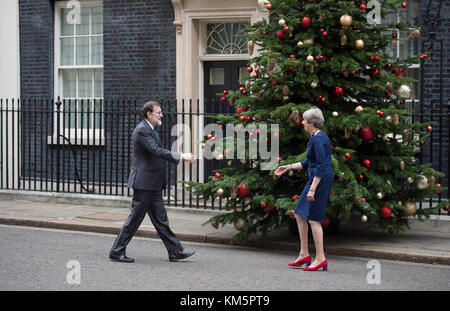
[{"xmin": 418, "ymin": 0, "xmax": 449, "ymax": 192}]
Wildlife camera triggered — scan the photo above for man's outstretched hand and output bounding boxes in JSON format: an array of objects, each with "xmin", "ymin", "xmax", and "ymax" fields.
[{"xmin": 181, "ymin": 153, "xmax": 196, "ymax": 163}]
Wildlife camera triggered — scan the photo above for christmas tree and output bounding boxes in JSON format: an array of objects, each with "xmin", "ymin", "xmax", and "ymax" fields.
[{"xmin": 185, "ymin": 0, "xmax": 449, "ymax": 243}]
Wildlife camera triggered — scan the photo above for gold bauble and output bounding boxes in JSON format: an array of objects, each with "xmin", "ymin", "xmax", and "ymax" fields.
[
  {"xmin": 234, "ymin": 218, "xmax": 247, "ymax": 231},
  {"xmin": 338, "ymin": 172, "xmax": 345, "ymax": 182},
  {"xmin": 303, "ymin": 38, "xmax": 315, "ymax": 45},
  {"xmin": 352, "ymin": 195, "xmax": 362, "ymax": 206},
  {"xmin": 340, "ymin": 35, "xmax": 348, "ymax": 46},
  {"xmin": 216, "ymin": 188, "xmax": 224, "ymax": 196},
  {"xmin": 344, "ymin": 127, "xmax": 352, "ymax": 139},
  {"xmin": 211, "ymin": 221, "xmax": 219, "ymax": 229},
  {"xmin": 354, "ymin": 106, "xmax": 364, "ymax": 113},
  {"xmin": 230, "ymin": 186, "xmax": 238, "ymax": 199},
  {"xmin": 401, "ymin": 201, "xmax": 417, "ymax": 216},
  {"xmin": 390, "ymin": 40, "xmax": 397, "ymax": 49},
  {"xmin": 428, "ymin": 176, "xmax": 436, "ymax": 186},
  {"xmin": 340, "ymin": 14, "xmax": 353, "ymax": 26},
  {"xmin": 399, "ymin": 160, "xmax": 405, "ymax": 170},
  {"xmin": 408, "ymin": 29, "xmax": 420, "ymax": 40},
  {"xmin": 355, "ymin": 39, "xmax": 365, "ymax": 50}
]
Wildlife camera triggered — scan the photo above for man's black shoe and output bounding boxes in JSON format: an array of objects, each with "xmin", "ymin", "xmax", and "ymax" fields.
[
  {"xmin": 109, "ymin": 253, "xmax": 135, "ymax": 263},
  {"xmin": 169, "ymin": 250, "xmax": 195, "ymax": 262}
]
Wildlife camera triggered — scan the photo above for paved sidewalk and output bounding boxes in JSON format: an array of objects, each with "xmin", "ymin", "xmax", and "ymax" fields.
[{"xmin": 0, "ymin": 191, "xmax": 449, "ymax": 265}]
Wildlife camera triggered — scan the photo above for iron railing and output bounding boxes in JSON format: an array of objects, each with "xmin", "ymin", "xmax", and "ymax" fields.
[{"xmin": 0, "ymin": 97, "xmax": 448, "ymax": 215}]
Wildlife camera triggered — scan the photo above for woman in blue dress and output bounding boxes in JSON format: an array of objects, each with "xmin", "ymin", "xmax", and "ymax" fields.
[{"xmin": 275, "ymin": 107, "xmax": 332, "ymax": 271}]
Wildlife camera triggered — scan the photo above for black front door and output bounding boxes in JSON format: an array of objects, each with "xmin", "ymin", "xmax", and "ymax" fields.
[{"xmin": 203, "ymin": 60, "xmax": 248, "ymax": 180}]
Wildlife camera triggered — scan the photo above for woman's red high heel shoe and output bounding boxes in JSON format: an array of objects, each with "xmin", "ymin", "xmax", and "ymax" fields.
[
  {"xmin": 288, "ymin": 256, "xmax": 311, "ymax": 267},
  {"xmin": 303, "ymin": 259, "xmax": 327, "ymax": 271}
]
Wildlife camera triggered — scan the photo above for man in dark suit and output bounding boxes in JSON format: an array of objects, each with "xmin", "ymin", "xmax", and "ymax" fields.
[{"xmin": 110, "ymin": 101, "xmax": 196, "ymax": 263}]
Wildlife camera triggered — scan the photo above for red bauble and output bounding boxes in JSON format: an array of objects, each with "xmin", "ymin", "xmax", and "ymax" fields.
[
  {"xmin": 247, "ymin": 67, "xmax": 253, "ymax": 73},
  {"xmin": 301, "ymin": 17, "xmax": 312, "ymax": 29},
  {"xmin": 401, "ymin": 2, "xmax": 407, "ymax": 8},
  {"xmin": 381, "ymin": 206, "xmax": 392, "ymax": 218},
  {"xmin": 359, "ymin": 127, "xmax": 375, "ymax": 142},
  {"xmin": 426, "ymin": 125, "xmax": 433, "ymax": 132},
  {"xmin": 345, "ymin": 153, "xmax": 351, "ymax": 159},
  {"xmin": 220, "ymin": 96, "xmax": 226, "ymax": 102},
  {"xmin": 362, "ymin": 159, "xmax": 371, "ymax": 168},
  {"xmin": 215, "ymin": 172, "xmax": 221, "ymax": 178},
  {"xmin": 360, "ymin": 3, "xmax": 367, "ymax": 10},
  {"xmin": 292, "ymin": 195, "xmax": 299, "ymax": 201},
  {"xmin": 223, "ymin": 90, "xmax": 228, "ymax": 95},
  {"xmin": 277, "ymin": 30, "xmax": 285, "ymax": 39},
  {"xmin": 237, "ymin": 184, "xmax": 251, "ymax": 198},
  {"xmin": 334, "ymin": 87, "xmax": 344, "ymax": 96},
  {"xmin": 267, "ymin": 205, "xmax": 275, "ymax": 212},
  {"xmin": 260, "ymin": 202, "xmax": 267, "ymax": 209}
]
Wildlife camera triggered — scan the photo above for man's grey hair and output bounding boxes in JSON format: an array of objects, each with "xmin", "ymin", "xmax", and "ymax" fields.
[
  {"xmin": 141, "ymin": 100, "xmax": 161, "ymax": 119},
  {"xmin": 303, "ymin": 106, "xmax": 325, "ymax": 129}
]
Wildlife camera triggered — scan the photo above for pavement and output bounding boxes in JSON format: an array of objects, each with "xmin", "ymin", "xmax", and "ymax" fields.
[{"xmin": 0, "ymin": 190, "xmax": 449, "ymax": 265}]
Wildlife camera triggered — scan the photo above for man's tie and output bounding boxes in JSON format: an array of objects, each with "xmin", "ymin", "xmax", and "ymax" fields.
[{"xmin": 153, "ymin": 128, "xmax": 160, "ymax": 140}]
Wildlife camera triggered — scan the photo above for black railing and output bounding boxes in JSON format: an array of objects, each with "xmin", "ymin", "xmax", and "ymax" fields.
[{"xmin": 0, "ymin": 97, "xmax": 448, "ymax": 215}]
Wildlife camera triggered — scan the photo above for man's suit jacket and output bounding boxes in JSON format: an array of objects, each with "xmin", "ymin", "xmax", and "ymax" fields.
[{"xmin": 127, "ymin": 120, "xmax": 181, "ymax": 190}]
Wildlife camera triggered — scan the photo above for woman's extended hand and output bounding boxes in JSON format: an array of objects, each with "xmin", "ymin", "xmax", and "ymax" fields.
[
  {"xmin": 307, "ymin": 189, "xmax": 315, "ymax": 202},
  {"xmin": 274, "ymin": 165, "xmax": 288, "ymax": 176}
]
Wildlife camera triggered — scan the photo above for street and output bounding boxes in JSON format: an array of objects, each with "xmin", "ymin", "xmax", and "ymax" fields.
[{"xmin": 1, "ymin": 224, "xmax": 449, "ymax": 291}]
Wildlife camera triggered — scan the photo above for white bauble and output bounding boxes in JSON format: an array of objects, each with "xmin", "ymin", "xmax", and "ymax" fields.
[
  {"xmin": 307, "ymin": 55, "xmax": 314, "ymax": 62},
  {"xmin": 361, "ymin": 215, "xmax": 368, "ymax": 223},
  {"xmin": 311, "ymin": 82, "xmax": 318, "ymax": 88},
  {"xmin": 398, "ymin": 85, "xmax": 411, "ymax": 99},
  {"xmin": 278, "ymin": 19, "xmax": 286, "ymax": 26},
  {"xmin": 297, "ymin": 41, "xmax": 304, "ymax": 47},
  {"xmin": 417, "ymin": 175, "xmax": 429, "ymax": 190}
]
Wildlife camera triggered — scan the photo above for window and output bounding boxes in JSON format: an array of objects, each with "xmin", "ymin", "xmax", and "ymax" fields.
[
  {"xmin": 382, "ymin": 0, "xmax": 420, "ymax": 102},
  {"xmin": 54, "ymin": 1, "xmax": 103, "ymax": 143},
  {"xmin": 203, "ymin": 22, "xmax": 250, "ymax": 55}
]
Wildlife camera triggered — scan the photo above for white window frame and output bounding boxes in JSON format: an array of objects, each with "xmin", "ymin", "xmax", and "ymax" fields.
[{"xmin": 51, "ymin": 0, "xmax": 104, "ymax": 145}]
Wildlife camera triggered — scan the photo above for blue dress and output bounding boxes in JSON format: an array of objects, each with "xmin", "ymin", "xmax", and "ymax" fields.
[{"xmin": 294, "ymin": 131, "xmax": 333, "ymax": 221}]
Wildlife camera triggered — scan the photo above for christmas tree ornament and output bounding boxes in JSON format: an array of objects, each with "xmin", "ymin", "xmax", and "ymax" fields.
[
  {"xmin": 360, "ymin": 3, "xmax": 367, "ymax": 11},
  {"xmin": 426, "ymin": 125, "xmax": 433, "ymax": 132},
  {"xmin": 394, "ymin": 114, "xmax": 399, "ymax": 125},
  {"xmin": 398, "ymin": 85, "xmax": 411, "ymax": 99},
  {"xmin": 345, "ymin": 153, "xmax": 351, "ymax": 159},
  {"xmin": 352, "ymin": 195, "xmax": 362, "ymax": 205},
  {"xmin": 386, "ymin": 115, "xmax": 392, "ymax": 123},
  {"xmin": 303, "ymin": 38, "xmax": 314, "ymax": 45},
  {"xmin": 334, "ymin": 87, "xmax": 344, "ymax": 96},
  {"xmin": 338, "ymin": 172, "xmax": 345, "ymax": 182},
  {"xmin": 237, "ymin": 183, "xmax": 251, "ymax": 198},
  {"xmin": 332, "ymin": 111, "xmax": 339, "ymax": 117},
  {"xmin": 283, "ymin": 85, "xmax": 289, "ymax": 95},
  {"xmin": 355, "ymin": 39, "xmax": 365, "ymax": 50},
  {"xmin": 307, "ymin": 55, "xmax": 314, "ymax": 62},
  {"xmin": 407, "ymin": 177, "xmax": 414, "ymax": 184},
  {"xmin": 344, "ymin": 127, "xmax": 352, "ymax": 139},
  {"xmin": 340, "ymin": 14, "xmax": 353, "ymax": 26},
  {"xmin": 319, "ymin": 13, "xmax": 326, "ymax": 22},
  {"xmin": 301, "ymin": 17, "xmax": 312, "ymax": 29},
  {"xmin": 361, "ymin": 215, "xmax": 368, "ymax": 223},
  {"xmin": 362, "ymin": 159, "xmax": 371, "ymax": 168},
  {"xmin": 428, "ymin": 176, "xmax": 436, "ymax": 186},
  {"xmin": 297, "ymin": 40, "xmax": 304, "ymax": 47},
  {"xmin": 247, "ymin": 40, "xmax": 254, "ymax": 55},
  {"xmin": 311, "ymin": 81, "xmax": 318, "ymax": 88},
  {"xmin": 279, "ymin": 19, "xmax": 286, "ymax": 26},
  {"xmin": 234, "ymin": 218, "xmax": 247, "ymax": 231},
  {"xmin": 401, "ymin": 201, "xmax": 417, "ymax": 216},
  {"xmin": 340, "ymin": 35, "xmax": 347, "ymax": 46},
  {"xmin": 390, "ymin": 40, "xmax": 397, "ymax": 49},
  {"xmin": 211, "ymin": 221, "xmax": 219, "ymax": 229},
  {"xmin": 377, "ymin": 192, "xmax": 383, "ymax": 199},
  {"xmin": 380, "ymin": 206, "xmax": 392, "ymax": 218},
  {"xmin": 408, "ymin": 29, "xmax": 420, "ymax": 40},
  {"xmin": 417, "ymin": 175, "xmax": 429, "ymax": 190},
  {"xmin": 217, "ymin": 188, "xmax": 224, "ymax": 196},
  {"xmin": 354, "ymin": 106, "xmax": 364, "ymax": 113},
  {"xmin": 401, "ymin": 1, "xmax": 408, "ymax": 8},
  {"xmin": 227, "ymin": 160, "xmax": 233, "ymax": 167},
  {"xmin": 277, "ymin": 30, "xmax": 286, "ymax": 40},
  {"xmin": 399, "ymin": 160, "xmax": 405, "ymax": 170},
  {"xmin": 359, "ymin": 127, "xmax": 375, "ymax": 142}
]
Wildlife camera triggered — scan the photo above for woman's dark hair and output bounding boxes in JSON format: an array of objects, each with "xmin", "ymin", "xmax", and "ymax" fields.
[{"xmin": 141, "ymin": 101, "xmax": 161, "ymax": 119}]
